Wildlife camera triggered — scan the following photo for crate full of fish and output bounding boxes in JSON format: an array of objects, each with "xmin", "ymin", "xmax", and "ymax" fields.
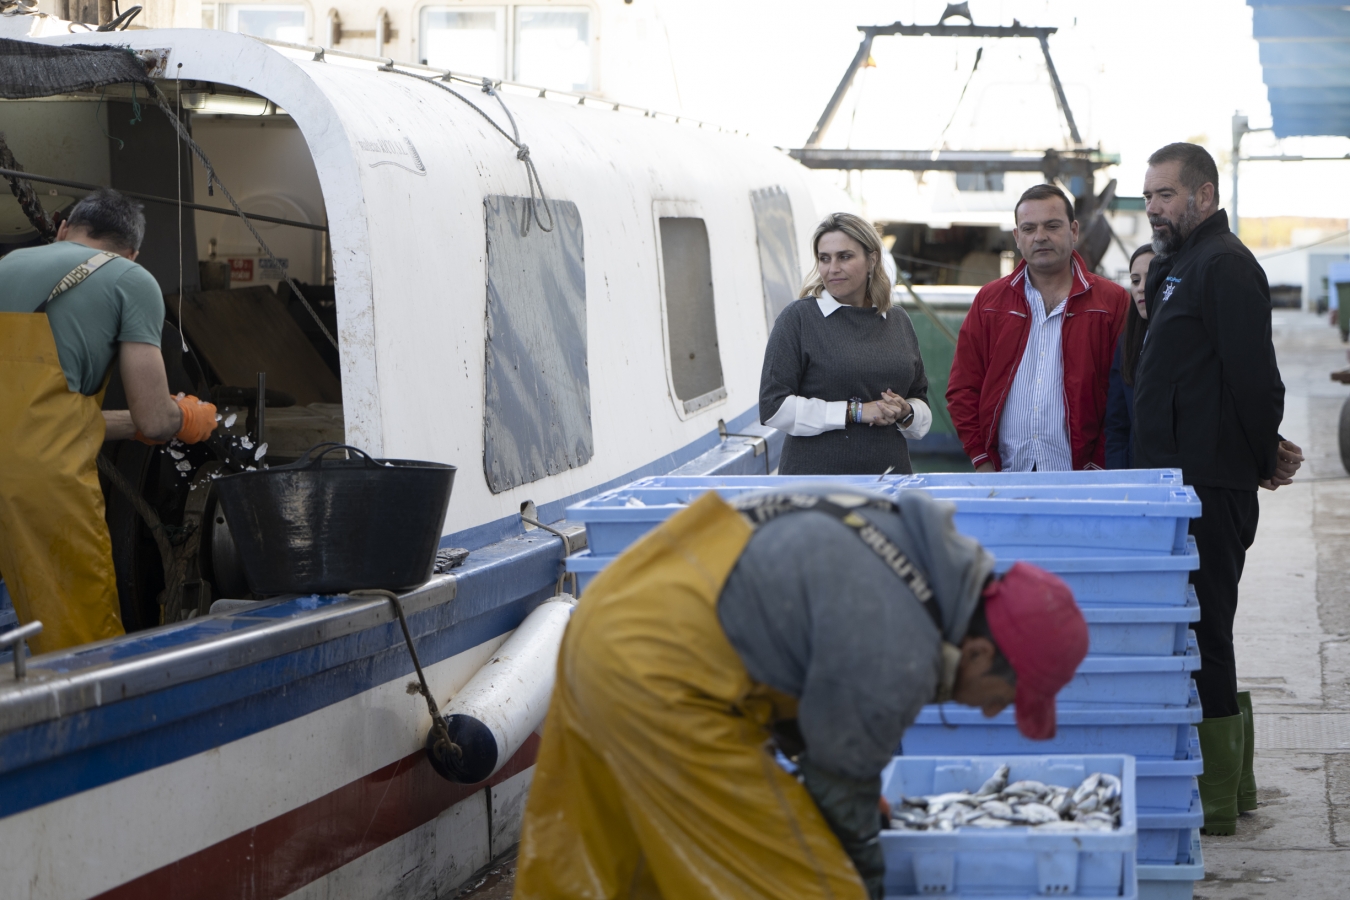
[
  {"xmin": 1080, "ymin": 590, "xmax": 1200, "ymax": 655},
  {"xmin": 879, "ymin": 755, "xmax": 1137, "ymax": 898},
  {"xmin": 904, "ymin": 683, "xmax": 1202, "ymax": 760}
]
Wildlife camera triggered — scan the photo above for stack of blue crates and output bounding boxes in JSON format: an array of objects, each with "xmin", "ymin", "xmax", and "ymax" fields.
[{"xmin": 566, "ymin": 469, "xmax": 1208, "ymax": 898}]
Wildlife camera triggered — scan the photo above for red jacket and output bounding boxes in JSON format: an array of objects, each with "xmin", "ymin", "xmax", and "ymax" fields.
[{"xmin": 946, "ymin": 252, "xmax": 1129, "ymax": 471}]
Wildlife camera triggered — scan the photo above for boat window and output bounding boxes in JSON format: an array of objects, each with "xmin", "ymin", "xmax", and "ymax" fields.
[
  {"xmin": 659, "ymin": 217, "xmax": 726, "ymax": 414},
  {"xmin": 515, "ymin": 7, "xmax": 592, "ymax": 91},
  {"xmin": 420, "ymin": 7, "xmax": 507, "ymax": 78},
  {"xmin": 483, "ymin": 195, "xmax": 593, "ymax": 493},
  {"xmin": 750, "ymin": 186, "xmax": 800, "ymax": 327},
  {"xmin": 222, "ymin": 4, "xmax": 310, "ymax": 43},
  {"xmin": 956, "ymin": 171, "xmax": 1006, "ymax": 192}
]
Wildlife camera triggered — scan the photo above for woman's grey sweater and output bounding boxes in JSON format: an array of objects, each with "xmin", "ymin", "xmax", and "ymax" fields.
[{"xmin": 759, "ymin": 298, "xmax": 929, "ymax": 475}]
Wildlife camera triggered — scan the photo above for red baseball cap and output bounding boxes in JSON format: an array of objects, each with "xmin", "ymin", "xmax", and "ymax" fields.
[{"xmin": 982, "ymin": 562, "xmax": 1088, "ymax": 740}]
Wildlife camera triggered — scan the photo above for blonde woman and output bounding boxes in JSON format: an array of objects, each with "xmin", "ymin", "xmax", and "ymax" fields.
[{"xmin": 759, "ymin": 212, "xmax": 932, "ymax": 475}]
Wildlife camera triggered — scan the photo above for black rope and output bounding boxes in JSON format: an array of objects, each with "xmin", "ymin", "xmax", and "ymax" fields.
[{"xmin": 350, "ymin": 589, "xmax": 463, "ymax": 764}]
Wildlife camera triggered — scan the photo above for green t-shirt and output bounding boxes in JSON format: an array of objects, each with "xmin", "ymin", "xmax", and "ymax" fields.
[{"xmin": 0, "ymin": 241, "xmax": 164, "ymax": 395}]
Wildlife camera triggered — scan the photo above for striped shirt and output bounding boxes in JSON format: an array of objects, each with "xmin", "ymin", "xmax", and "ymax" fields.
[{"xmin": 997, "ymin": 275, "xmax": 1073, "ymax": 472}]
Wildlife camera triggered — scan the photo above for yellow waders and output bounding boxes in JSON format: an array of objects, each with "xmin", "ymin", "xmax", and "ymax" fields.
[
  {"xmin": 0, "ymin": 311, "xmax": 124, "ymax": 655},
  {"xmin": 514, "ymin": 493, "xmax": 868, "ymax": 900}
]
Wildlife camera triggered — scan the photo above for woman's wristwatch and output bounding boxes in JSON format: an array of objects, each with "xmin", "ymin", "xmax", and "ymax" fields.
[{"xmin": 898, "ymin": 404, "xmax": 915, "ymax": 429}]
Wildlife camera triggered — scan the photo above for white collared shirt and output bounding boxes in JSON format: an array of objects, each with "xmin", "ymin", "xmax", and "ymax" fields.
[
  {"xmin": 997, "ymin": 276, "xmax": 1073, "ymax": 472},
  {"xmin": 763, "ymin": 291, "xmax": 932, "ymax": 440}
]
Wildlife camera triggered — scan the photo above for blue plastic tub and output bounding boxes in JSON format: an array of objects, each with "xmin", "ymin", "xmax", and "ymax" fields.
[
  {"xmin": 905, "ymin": 684, "xmax": 1202, "ymax": 760},
  {"xmin": 907, "ymin": 469, "xmax": 1184, "ymax": 488},
  {"xmin": 1137, "ymin": 789, "xmax": 1203, "ymax": 864},
  {"xmin": 879, "ymin": 755, "xmax": 1137, "ymax": 898},
  {"xmin": 1058, "ymin": 635, "xmax": 1200, "ymax": 708},
  {"xmin": 1082, "ymin": 590, "xmax": 1200, "ymax": 655},
  {"xmin": 570, "ymin": 479, "xmax": 1201, "ymax": 559},
  {"xmin": 1136, "ymin": 831, "xmax": 1203, "ymax": 900},
  {"xmin": 992, "ymin": 539, "xmax": 1199, "ymax": 607},
  {"xmin": 1137, "ymin": 730, "xmax": 1202, "ymax": 811},
  {"xmin": 564, "ymin": 550, "xmax": 606, "ymax": 594}
]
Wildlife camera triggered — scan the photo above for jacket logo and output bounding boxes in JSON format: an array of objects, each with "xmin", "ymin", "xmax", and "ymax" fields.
[{"xmin": 1160, "ymin": 276, "xmax": 1182, "ymax": 305}]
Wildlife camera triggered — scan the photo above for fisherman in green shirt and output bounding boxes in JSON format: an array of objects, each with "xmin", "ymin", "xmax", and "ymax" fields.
[{"xmin": 0, "ymin": 189, "xmax": 218, "ymax": 654}]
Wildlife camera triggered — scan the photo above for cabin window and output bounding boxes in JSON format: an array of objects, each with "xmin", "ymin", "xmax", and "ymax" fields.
[
  {"xmin": 956, "ymin": 171, "xmax": 1005, "ymax": 192},
  {"xmin": 418, "ymin": 5, "xmax": 593, "ymax": 91},
  {"xmin": 514, "ymin": 7, "xmax": 591, "ymax": 91},
  {"xmin": 221, "ymin": 4, "xmax": 310, "ymax": 43},
  {"xmin": 658, "ymin": 217, "xmax": 726, "ymax": 414},
  {"xmin": 420, "ymin": 7, "xmax": 507, "ymax": 78},
  {"xmin": 482, "ymin": 195, "xmax": 593, "ymax": 494},
  {"xmin": 750, "ymin": 186, "xmax": 800, "ymax": 327}
]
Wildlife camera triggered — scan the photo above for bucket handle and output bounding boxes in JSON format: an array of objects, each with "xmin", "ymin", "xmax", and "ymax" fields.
[{"xmin": 297, "ymin": 442, "xmax": 382, "ymax": 468}]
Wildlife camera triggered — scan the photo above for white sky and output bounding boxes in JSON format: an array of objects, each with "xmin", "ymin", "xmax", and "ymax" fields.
[{"xmin": 640, "ymin": 0, "xmax": 1350, "ymax": 220}]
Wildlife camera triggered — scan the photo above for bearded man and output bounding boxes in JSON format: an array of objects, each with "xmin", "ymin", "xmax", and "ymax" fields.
[{"xmin": 1133, "ymin": 142, "xmax": 1302, "ymax": 836}]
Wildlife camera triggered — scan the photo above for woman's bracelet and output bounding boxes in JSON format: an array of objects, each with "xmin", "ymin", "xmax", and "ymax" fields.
[{"xmin": 849, "ymin": 397, "xmax": 863, "ymax": 425}]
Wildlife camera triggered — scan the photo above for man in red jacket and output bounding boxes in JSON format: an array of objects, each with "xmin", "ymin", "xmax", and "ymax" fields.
[{"xmin": 947, "ymin": 184, "xmax": 1129, "ymax": 472}]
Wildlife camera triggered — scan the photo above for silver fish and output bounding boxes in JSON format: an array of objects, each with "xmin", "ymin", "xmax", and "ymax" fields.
[
  {"xmin": 976, "ymin": 764, "xmax": 1011, "ymax": 796},
  {"xmin": 1017, "ymin": 803, "xmax": 1063, "ymax": 825},
  {"xmin": 1071, "ymin": 773, "xmax": 1102, "ymax": 806}
]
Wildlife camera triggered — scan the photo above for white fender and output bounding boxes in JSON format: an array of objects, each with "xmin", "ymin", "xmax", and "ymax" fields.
[{"xmin": 425, "ymin": 595, "xmax": 576, "ymax": 783}]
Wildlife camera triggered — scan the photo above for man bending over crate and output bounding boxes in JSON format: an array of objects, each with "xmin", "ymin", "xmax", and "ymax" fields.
[{"xmin": 513, "ymin": 487, "xmax": 1089, "ymax": 900}]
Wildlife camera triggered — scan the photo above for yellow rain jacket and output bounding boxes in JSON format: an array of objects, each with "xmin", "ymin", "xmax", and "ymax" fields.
[
  {"xmin": 0, "ymin": 253, "xmax": 125, "ymax": 655},
  {"xmin": 514, "ymin": 492, "xmax": 870, "ymax": 900}
]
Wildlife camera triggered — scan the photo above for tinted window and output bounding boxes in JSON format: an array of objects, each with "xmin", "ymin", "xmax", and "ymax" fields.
[
  {"xmin": 483, "ymin": 195, "xmax": 592, "ymax": 493},
  {"xmin": 750, "ymin": 186, "xmax": 800, "ymax": 326},
  {"xmin": 659, "ymin": 217, "xmax": 725, "ymax": 413}
]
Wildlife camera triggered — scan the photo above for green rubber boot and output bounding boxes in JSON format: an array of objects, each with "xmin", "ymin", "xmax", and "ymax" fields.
[
  {"xmin": 1197, "ymin": 713, "xmax": 1244, "ymax": 836},
  {"xmin": 1237, "ymin": 692, "xmax": 1258, "ymax": 813}
]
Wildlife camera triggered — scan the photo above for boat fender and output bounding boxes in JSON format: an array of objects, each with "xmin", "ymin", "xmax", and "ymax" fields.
[{"xmin": 425, "ymin": 594, "xmax": 576, "ymax": 783}]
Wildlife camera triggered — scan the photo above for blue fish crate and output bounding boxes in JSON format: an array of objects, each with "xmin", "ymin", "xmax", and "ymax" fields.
[
  {"xmin": 1081, "ymin": 590, "xmax": 1200, "ymax": 655},
  {"xmin": 888, "ymin": 485, "xmax": 1200, "ymax": 558},
  {"xmin": 1137, "ymin": 729, "xmax": 1202, "ymax": 811},
  {"xmin": 1137, "ymin": 789, "xmax": 1203, "ymax": 864},
  {"xmin": 1136, "ymin": 831, "xmax": 1203, "ymax": 900},
  {"xmin": 564, "ymin": 550, "xmax": 606, "ymax": 594},
  {"xmin": 1058, "ymin": 636, "xmax": 1200, "ymax": 708},
  {"xmin": 907, "ymin": 469, "xmax": 1184, "ymax": 488},
  {"xmin": 569, "ymin": 478, "xmax": 1201, "ymax": 559},
  {"xmin": 879, "ymin": 755, "xmax": 1137, "ymax": 898},
  {"xmin": 993, "ymin": 540, "xmax": 1199, "ymax": 607},
  {"xmin": 905, "ymin": 684, "xmax": 1202, "ymax": 760}
]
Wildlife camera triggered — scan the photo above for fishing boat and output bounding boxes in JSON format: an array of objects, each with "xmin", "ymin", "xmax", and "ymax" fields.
[{"xmin": 0, "ymin": 23, "xmax": 835, "ymax": 899}]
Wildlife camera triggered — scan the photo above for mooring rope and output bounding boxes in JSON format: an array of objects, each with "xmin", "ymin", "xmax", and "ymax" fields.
[{"xmin": 350, "ymin": 589, "xmax": 463, "ymax": 765}]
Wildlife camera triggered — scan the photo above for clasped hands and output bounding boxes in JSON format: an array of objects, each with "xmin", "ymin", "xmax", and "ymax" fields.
[{"xmin": 858, "ymin": 390, "xmax": 912, "ymax": 427}]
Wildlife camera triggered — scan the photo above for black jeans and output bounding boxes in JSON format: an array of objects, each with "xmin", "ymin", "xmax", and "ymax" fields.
[{"xmin": 1188, "ymin": 485, "xmax": 1260, "ymax": 719}]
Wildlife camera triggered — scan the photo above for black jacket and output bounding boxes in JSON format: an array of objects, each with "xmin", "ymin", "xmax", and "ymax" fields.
[
  {"xmin": 1132, "ymin": 210, "xmax": 1284, "ymax": 490},
  {"xmin": 1105, "ymin": 339, "xmax": 1135, "ymax": 469}
]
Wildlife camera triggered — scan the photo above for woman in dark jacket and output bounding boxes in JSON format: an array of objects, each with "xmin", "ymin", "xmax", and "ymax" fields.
[
  {"xmin": 1105, "ymin": 244, "xmax": 1155, "ymax": 468},
  {"xmin": 759, "ymin": 212, "xmax": 931, "ymax": 475}
]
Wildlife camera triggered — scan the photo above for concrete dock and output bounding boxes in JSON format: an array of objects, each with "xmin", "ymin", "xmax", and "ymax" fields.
[{"xmin": 1197, "ymin": 310, "xmax": 1350, "ymax": 897}]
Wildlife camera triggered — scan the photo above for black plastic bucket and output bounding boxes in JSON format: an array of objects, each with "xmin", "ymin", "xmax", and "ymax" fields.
[{"xmin": 214, "ymin": 443, "xmax": 456, "ymax": 595}]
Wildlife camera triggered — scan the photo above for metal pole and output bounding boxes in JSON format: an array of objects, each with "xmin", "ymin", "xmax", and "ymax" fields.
[
  {"xmin": 805, "ymin": 30, "xmax": 875, "ymax": 148},
  {"xmin": 1038, "ymin": 34, "xmax": 1082, "ymax": 147}
]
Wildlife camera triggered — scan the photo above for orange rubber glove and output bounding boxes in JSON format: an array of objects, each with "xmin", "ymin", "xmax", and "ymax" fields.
[{"xmin": 174, "ymin": 395, "xmax": 218, "ymax": 444}]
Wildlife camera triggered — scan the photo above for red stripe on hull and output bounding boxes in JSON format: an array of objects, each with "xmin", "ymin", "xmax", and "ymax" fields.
[{"xmin": 93, "ymin": 734, "xmax": 541, "ymax": 900}]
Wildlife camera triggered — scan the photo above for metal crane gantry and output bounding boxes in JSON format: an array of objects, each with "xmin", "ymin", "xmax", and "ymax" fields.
[{"xmin": 789, "ymin": 4, "xmax": 1121, "ymax": 269}]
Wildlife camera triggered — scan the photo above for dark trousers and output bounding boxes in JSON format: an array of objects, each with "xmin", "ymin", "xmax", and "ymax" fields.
[{"xmin": 1188, "ymin": 485, "xmax": 1260, "ymax": 719}]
